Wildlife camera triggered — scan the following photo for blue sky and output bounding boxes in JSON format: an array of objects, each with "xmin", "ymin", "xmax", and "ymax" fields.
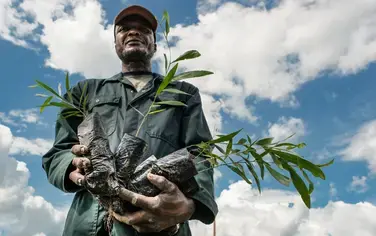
[{"xmin": 1, "ymin": 0, "xmax": 376, "ymax": 235}]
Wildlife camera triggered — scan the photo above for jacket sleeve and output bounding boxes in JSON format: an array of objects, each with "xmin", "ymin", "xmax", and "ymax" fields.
[
  {"xmin": 42, "ymin": 81, "xmax": 86, "ymax": 193},
  {"xmin": 179, "ymin": 85, "xmax": 218, "ymax": 225}
]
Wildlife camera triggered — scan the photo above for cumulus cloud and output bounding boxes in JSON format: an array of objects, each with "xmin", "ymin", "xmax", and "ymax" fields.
[
  {"xmin": 190, "ymin": 180, "xmax": 376, "ymax": 236},
  {"xmin": 9, "ymin": 136, "xmax": 53, "ymax": 156},
  {"xmin": 329, "ymin": 182, "xmax": 337, "ymax": 199},
  {"xmin": 0, "ymin": 108, "xmax": 44, "ymax": 129},
  {"xmin": 1, "ymin": 0, "xmax": 375, "ymax": 124},
  {"xmin": 348, "ymin": 176, "xmax": 368, "ymax": 194},
  {"xmin": 340, "ymin": 119, "xmax": 376, "ymax": 174},
  {"xmin": 155, "ymin": 0, "xmax": 376, "ymax": 121},
  {"xmin": 267, "ymin": 116, "xmax": 306, "ymax": 143},
  {"xmin": 0, "ymin": 124, "xmax": 67, "ymax": 236}
]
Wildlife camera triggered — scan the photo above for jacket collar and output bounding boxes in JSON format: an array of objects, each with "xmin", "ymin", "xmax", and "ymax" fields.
[{"xmin": 103, "ymin": 72, "xmax": 164, "ymax": 84}]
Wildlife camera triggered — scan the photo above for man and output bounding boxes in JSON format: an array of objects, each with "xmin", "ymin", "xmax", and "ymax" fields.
[{"xmin": 42, "ymin": 5, "xmax": 218, "ymax": 236}]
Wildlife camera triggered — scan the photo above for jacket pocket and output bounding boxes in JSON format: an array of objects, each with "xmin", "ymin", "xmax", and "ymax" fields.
[{"xmin": 88, "ymin": 95, "xmax": 120, "ymax": 136}]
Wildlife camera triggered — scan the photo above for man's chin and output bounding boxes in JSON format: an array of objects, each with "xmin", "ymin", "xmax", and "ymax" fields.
[{"xmin": 121, "ymin": 49, "xmax": 152, "ymax": 62}]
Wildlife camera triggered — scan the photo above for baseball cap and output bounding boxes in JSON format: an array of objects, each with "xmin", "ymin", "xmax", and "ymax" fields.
[{"xmin": 114, "ymin": 5, "xmax": 158, "ymax": 32}]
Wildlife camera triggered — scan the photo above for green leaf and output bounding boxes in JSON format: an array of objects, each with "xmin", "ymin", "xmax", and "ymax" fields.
[
  {"xmin": 282, "ymin": 161, "xmax": 311, "ymax": 208},
  {"xmin": 237, "ymin": 138, "xmax": 247, "ymax": 145},
  {"xmin": 162, "ymin": 10, "xmax": 170, "ymax": 36},
  {"xmin": 40, "ymin": 96, "xmax": 53, "ymax": 113},
  {"xmin": 301, "ymin": 169, "xmax": 314, "ymax": 195},
  {"xmin": 171, "ymin": 50, "xmax": 201, "ymax": 63},
  {"xmin": 65, "ymin": 72, "xmax": 73, "ymax": 103},
  {"xmin": 247, "ymin": 135, "xmax": 252, "ymax": 145},
  {"xmin": 273, "ymin": 150, "xmax": 326, "ymax": 180},
  {"xmin": 251, "ymin": 150, "xmax": 265, "ymax": 180},
  {"xmin": 164, "ymin": 53, "xmax": 168, "ymax": 73},
  {"xmin": 149, "ymin": 109, "xmax": 166, "ymax": 115},
  {"xmin": 241, "ymin": 156, "xmax": 261, "ymax": 193},
  {"xmin": 270, "ymin": 152, "xmax": 283, "ymax": 170},
  {"xmin": 162, "ymin": 88, "xmax": 192, "ymax": 96},
  {"xmin": 36, "ymin": 80, "xmax": 64, "ymax": 100},
  {"xmin": 35, "ymin": 94, "xmax": 49, "ymax": 97},
  {"xmin": 225, "ymin": 139, "xmax": 233, "ymax": 157},
  {"xmin": 228, "ymin": 158, "xmax": 252, "ymax": 185},
  {"xmin": 79, "ymin": 82, "xmax": 88, "ymax": 106},
  {"xmin": 156, "ymin": 63, "xmax": 179, "ymax": 95},
  {"xmin": 172, "ymin": 70, "xmax": 213, "ymax": 82},
  {"xmin": 154, "ymin": 100, "xmax": 187, "ymax": 107},
  {"xmin": 208, "ymin": 129, "xmax": 242, "ymax": 144},
  {"xmin": 50, "ymin": 102, "xmax": 75, "ymax": 109},
  {"xmin": 231, "ymin": 149, "xmax": 241, "ymax": 154},
  {"xmin": 214, "ymin": 144, "xmax": 225, "ymax": 154},
  {"xmin": 316, "ymin": 158, "xmax": 334, "ymax": 168},
  {"xmin": 256, "ymin": 137, "xmax": 274, "ymax": 146},
  {"xmin": 61, "ymin": 111, "xmax": 83, "ymax": 119},
  {"xmin": 82, "ymin": 94, "xmax": 89, "ymax": 114},
  {"xmin": 265, "ymin": 163, "xmax": 290, "ymax": 187}
]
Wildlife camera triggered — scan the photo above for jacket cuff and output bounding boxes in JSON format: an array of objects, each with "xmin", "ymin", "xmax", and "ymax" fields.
[{"xmin": 189, "ymin": 187, "xmax": 218, "ymax": 224}]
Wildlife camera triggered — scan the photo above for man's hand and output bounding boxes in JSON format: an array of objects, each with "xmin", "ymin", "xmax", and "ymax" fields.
[
  {"xmin": 112, "ymin": 173, "xmax": 196, "ymax": 233},
  {"xmin": 69, "ymin": 144, "xmax": 91, "ymax": 187}
]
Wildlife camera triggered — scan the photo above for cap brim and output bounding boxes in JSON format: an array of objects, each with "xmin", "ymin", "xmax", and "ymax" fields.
[{"xmin": 114, "ymin": 5, "xmax": 158, "ymax": 32}]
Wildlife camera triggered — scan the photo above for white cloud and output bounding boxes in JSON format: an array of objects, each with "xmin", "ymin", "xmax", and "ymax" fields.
[
  {"xmin": 329, "ymin": 182, "xmax": 337, "ymax": 199},
  {"xmin": 340, "ymin": 119, "xmax": 376, "ymax": 173},
  {"xmin": 213, "ymin": 169, "xmax": 222, "ymax": 183},
  {"xmin": 9, "ymin": 136, "xmax": 53, "ymax": 156},
  {"xmin": 2, "ymin": 0, "xmax": 375, "ymax": 123},
  {"xmin": 0, "ymin": 108, "xmax": 44, "ymax": 129},
  {"xmin": 200, "ymin": 93, "xmax": 223, "ymax": 136},
  {"xmin": 155, "ymin": 0, "xmax": 376, "ymax": 121},
  {"xmin": 267, "ymin": 116, "xmax": 306, "ymax": 143},
  {"xmin": 0, "ymin": 124, "xmax": 67, "ymax": 236},
  {"xmin": 348, "ymin": 176, "xmax": 368, "ymax": 194},
  {"xmin": 190, "ymin": 180, "xmax": 376, "ymax": 236}
]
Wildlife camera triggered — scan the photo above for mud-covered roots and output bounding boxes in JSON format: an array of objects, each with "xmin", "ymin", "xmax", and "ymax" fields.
[{"xmin": 76, "ymin": 113, "xmax": 201, "ymax": 231}]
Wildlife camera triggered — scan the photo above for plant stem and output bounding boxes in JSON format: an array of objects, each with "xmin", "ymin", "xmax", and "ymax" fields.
[{"xmin": 135, "ymin": 96, "xmax": 158, "ymax": 137}]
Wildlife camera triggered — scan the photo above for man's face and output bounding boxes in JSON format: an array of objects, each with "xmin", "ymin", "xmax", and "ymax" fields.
[{"xmin": 114, "ymin": 15, "xmax": 156, "ymax": 63}]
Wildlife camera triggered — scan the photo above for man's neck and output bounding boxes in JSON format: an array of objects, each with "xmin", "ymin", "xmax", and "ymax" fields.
[{"xmin": 122, "ymin": 61, "xmax": 152, "ymax": 73}]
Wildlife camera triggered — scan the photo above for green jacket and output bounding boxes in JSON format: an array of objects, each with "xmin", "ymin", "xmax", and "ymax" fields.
[{"xmin": 42, "ymin": 72, "xmax": 218, "ymax": 236}]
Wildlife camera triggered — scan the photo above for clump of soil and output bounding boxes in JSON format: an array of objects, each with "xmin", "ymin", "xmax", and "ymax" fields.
[{"xmin": 76, "ymin": 112, "xmax": 200, "ymax": 230}]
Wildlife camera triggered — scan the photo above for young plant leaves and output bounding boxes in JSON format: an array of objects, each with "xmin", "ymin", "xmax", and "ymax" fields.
[
  {"xmin": 162, "ymin": 88, "xmax": 192, "ymax": 96},
  {"xmin": 208, "ymin": 129, "xmax": 242, "ymax": 144},
  {"xmin": 172, "ymin": 70, "xmax": 213, "ymax": 82},
  {"xmin": 265, "ymin": 163, "xmax": 290, "ymax": 187},
  {"xmin": 156, "ymin": 63, "xmax": 178, "ymax": 96},
  {"xmin": 40, "ymin": 96, "xmax": 53, "ymax": 113},
  {"xmin": 316, "ymin": 158, "xmax": 335, "ymax": 168},
  {"xmin": 162, "ymin": 10, "xmax": 170, "ymax": 36},
  {"xmin": 36, "ymin": 80, "xmax": 64, "ymax": 100},
  {"xmin": 154, "ymin": 100, "xmax": 187, "ymax": 107},
  {"xmin": 282, "ymin": 161, "xmax": 311, "ymax": 208},
  {"xmin": 149, "ymin": 109, "xmax": 166, "ymax": 115},
  {"xmin": 164, "ymin": 53, "xmax": 168, "ymax": 73},
  {"xmin": 256, "ymin": 137, "xmax": 273, "ymax": 146},
  {"xmin": 241, "ymin": 156, "xmax": 261, "ymax": 193},
  {"xmin": 273, "ymin": 150, "xmax": 326, "ymax": 180},
  {"xmin": 171, "ymin": 50, "xmax": 201, "ymax": 63},
  {"xmin": 65, "ymin": 72, "xmax": 73, "ymax": 103}
]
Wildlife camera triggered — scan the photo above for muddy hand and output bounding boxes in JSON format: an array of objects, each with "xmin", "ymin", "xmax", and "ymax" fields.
[
  {"xmin": 112, "ymin": 173, "xmax": 195, "ymax": 233},
  {"xmin": 69, "ymin": 144, "xmax": 91, "ymax": 187}
]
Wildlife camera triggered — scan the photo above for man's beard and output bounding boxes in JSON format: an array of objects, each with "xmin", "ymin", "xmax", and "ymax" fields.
[{"xmin": 119, "ymin": 48, "xmax": 154, "ymax": 64}]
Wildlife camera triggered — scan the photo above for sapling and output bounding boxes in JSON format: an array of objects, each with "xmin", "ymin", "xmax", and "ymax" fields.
[{"xmin": 31, "ymin": 10, "xmax": 333, "ymax": 232}]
